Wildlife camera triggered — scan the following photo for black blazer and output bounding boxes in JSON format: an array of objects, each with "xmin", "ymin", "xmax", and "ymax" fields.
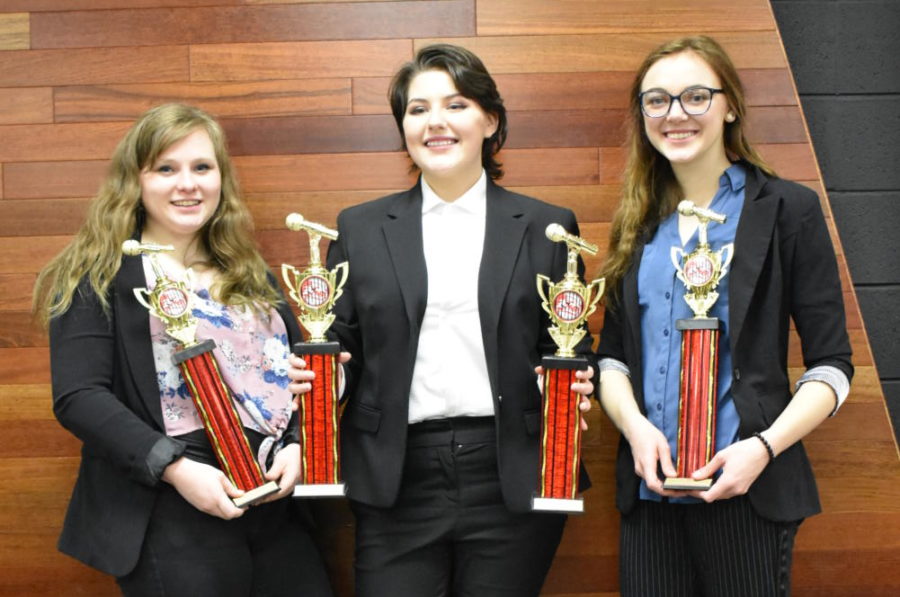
[
  {"xmin": 327, "ymin": 179, "xmax": 592, "ymax": 513},
  {"xmin": 596, "ymin": 164, "xmax": 853, "ymax": 522},
  {"xmin": 49, "ymin": 253, "xmax": 302, "ymax": 576}
]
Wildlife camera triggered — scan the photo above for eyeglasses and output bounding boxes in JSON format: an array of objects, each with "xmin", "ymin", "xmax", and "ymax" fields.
[{"xmin": 638, "ymin": 86, "xmax": 724, "ymax": 118}]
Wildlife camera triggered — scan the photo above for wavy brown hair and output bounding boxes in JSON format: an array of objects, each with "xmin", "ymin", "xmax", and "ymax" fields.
[
  {"xmin": 389, "ymin": 43, "xmax": 508, "ymax": 180},
  {"xmin": 601, "ymin": 35, "xmax": 774, "ymax": 296},
  {"xmin": 33, "ymin": 103, "xmax": 280, "ymax": 326}
]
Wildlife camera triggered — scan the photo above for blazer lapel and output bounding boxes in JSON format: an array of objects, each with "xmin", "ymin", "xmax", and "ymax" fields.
[
  {"xmin": 478, "ymin": 183, "xmax": 527, "ymax": 393},
  {"xmin": 115, "ymin": 252, "xmax": 166, "ymax": 430},
  {"xmin": 382, "ymin": 184, "xmax": 428, "ymax": 331},
  {"xmin": 728, "ymin": 165, "xmax": 779, "ymax": 353}
]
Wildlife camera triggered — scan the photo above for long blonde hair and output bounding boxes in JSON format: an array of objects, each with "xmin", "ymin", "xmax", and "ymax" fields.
[
  {"xmin": 33, "ymin": 103, "xmax": 280, "ymax": 326},
  {"xmin": 601, "ymin": 35, "xmax": 774, "ymax": 295}
]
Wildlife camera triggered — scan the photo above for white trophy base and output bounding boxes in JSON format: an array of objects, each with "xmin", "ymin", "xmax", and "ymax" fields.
[
  {"xmin": 233, "ymin": 481, "xmax": 280, "ymax": 508},
  {"xmin": 532, "ymin": 495, "xmax": 584, "ymax": 514},
  {"xmin": 293, "ymin": 482, "xmax": 347, "ymax": 498}
]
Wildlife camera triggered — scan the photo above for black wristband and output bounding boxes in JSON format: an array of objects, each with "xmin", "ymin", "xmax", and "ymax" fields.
[{"xmin": 753, "ymin": 432, "xmax": 775, "ymax": 462}]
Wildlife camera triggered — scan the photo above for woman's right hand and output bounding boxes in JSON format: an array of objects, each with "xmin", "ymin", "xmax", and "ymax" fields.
[
  {"xmin": 622, "ymin": 414, "xmax": 682, "ymax": 497},
  {"xmin": 162, "ymin": 457, "xmax": 246, "ymax": 520}
]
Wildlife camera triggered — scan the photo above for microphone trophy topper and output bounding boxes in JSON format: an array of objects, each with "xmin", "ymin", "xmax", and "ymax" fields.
[
  {"xmin": 124, "ymin": 240, "xmax": 279, "ymax": 508},
  {"xmin": 664, "ymin": 200, "xmax": 734, "ymax": 490},
  {"xmin": 533, "ymin": 224, "xmax": 605, "ymax": 513},
  {"xmin": 281, "ymin": 214, "xmax": 348, "ymax": 497}
]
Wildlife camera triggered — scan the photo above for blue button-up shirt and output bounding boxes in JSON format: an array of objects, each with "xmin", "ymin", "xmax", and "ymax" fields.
[{"xmin": 637, "ymin": 163, "xmax": 746, "ymax": 502}]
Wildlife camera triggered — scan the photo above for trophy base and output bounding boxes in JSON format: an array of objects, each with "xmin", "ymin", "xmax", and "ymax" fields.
[
  {"xmin": 233, "ymin": 481, "xmax": 280, "ymax": 508},
  {"xmin": 663, "ymin": 477, "xmax": 713, "ymax": 491},
  {"xmin": 532, "ymin": 495, "xmax": 584, "ymax": 514},
  {"xmin": 293, "ymin": 482, "xmax": 347, "ymax": 498}
]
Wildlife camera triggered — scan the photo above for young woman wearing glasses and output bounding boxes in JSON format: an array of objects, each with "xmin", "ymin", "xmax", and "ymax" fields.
[{"xmin": 596, "ymin": 36, "xmax": 852, "ymax": 596}]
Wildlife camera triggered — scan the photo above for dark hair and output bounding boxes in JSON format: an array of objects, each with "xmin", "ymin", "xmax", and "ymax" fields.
[{"xmin": 388, "ymin": 43, "xmax": 508, "ymax": 180}]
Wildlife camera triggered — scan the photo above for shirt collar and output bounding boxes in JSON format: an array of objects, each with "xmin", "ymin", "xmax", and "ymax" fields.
[
  {"xmin": 421, "ymin": 171, "xmax": 487, "ymax": 216},
  {"xmin": 720, "ymin": 162, "xmax": 747, "ymax": 194}
]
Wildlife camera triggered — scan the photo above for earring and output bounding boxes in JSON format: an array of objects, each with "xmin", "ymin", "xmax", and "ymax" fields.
[{"xmin": 725, "ymin": 112, "xmax": 736, "ymax": 122}]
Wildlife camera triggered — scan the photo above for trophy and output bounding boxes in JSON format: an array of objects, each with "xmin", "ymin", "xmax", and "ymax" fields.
[
  {"xmin": 281, "ymin": 214, "xmax": 348, "ymax": 497},
  {"xmin": 124, "ymin": 240, "xmax": 279, "ymax": 508},
  {"xmin": 663, "ymin": 201, "xmax": 734, "ymax": 490},
  {"xmin": 533, "ymin": 224, "xmax": 605, "ymax": 513}
]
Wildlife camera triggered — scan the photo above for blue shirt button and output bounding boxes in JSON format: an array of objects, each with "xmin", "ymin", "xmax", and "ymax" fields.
[
  {"xmin": 656, "ymin": 403, "xmax": 663, "ymax": 411},
  {"xmin": 665, "ymin": 291, "xmax": 671, "ymax": 299},
  {"xmin": 658, "ymin": 366, "xmax": 665, "ymax": 374},
  {"xmin": 663, "ymin": 329, "xmax": 669, "ymax": 337}
]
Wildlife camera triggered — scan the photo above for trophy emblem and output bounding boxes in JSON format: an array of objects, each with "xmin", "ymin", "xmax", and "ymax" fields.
[
  {"xmin": 663, "ymin": 200, "xmax": 734, "ymax": 490},
  {"xmin": 281, "ymin": 214, "xmax": 348, "ymax": 497},
  {"xmin": 533, "ymin": 224, "xmax": 605, "ymax": 513},
  {"xmin": 124, "ymin": 240, "xmax": 279, "ymax": 508}
]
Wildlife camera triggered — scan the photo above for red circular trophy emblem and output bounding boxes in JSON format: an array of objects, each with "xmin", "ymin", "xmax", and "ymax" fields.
[
  {"xmin": 158, "ymin": 288, "xmax": 189, "ymax": 318},
  {"xmin": 553, "ymin": 290, "xmax": 585, "ymax": 322},
  {"xmin": 683, "ymin": 254, "xmax": 715, "ymax": 287},
  {"xmin": 299, "ymin": 275, "xmax": 331, "ymax": 308}
]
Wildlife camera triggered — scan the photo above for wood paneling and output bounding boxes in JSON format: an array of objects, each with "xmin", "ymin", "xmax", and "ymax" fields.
[
  {"xmin": 0, "ymin": 122, "xmax": 132, "ymax": 163},
  {"xmin": 0, "ymin": 1, "xmax": 896, "ymax": 596},
  {"xmin": 53, "ymin": 79, "xmax": 353, "ymax": 122},
  {"xmin": 3, "ymin": 160, "xmax": 107, "ymax": 200},
  {"xmin": 415, "ymin": 31, "xmax": 788, "ymax": 73},
  {"xmin": 0, "ymin": 46, "xmax": 189, "ymax": 87},
  {"xmin": 476, "ymin": 0, "xmax": 773, "ymax": 35},
  {"xmin": 31, "ymin": 1, "xmax": 474, "ymax": 49},
  {"xmin": 0, "ymin": 12, "xmax": 27, "ymax": 50},
  {"xmin": 191, "ymin": 39, "xmax": 411, "ymax": 82}
]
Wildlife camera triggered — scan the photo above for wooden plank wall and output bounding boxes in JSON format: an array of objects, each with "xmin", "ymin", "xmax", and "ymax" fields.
[{"xmin": 0, "ymin": 1, "xmax": 897, "ymax": 595}]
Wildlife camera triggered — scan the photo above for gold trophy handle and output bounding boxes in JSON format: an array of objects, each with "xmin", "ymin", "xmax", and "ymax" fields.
[
  {"xmin": 331, "ymin": 261, "xmax": 349, "ymax": 305},
  {"xmin": 133, "ymin": 288, "xmax": 154, "ymax": 312},
  {"xmin": 719, "ymin": 244, "xmax": 734, "ymax": 278}
]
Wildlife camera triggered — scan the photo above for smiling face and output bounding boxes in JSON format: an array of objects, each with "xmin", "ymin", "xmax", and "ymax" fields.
[
  {"xmin": 139, "ymin": 128, "xmax": 221, "ymax": 247},
  {"xmin": 640, "ymin": 50, "xmax": 732, "ymax": 173},
  {"xmin": 402, "ymin": 69, "xmax": 498, "ymax": 198}
]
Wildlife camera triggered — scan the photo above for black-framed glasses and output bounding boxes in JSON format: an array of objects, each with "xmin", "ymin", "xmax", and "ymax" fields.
[{"xmin": 638, "ymin": 86, "xmax": 724, "ymax": 118}]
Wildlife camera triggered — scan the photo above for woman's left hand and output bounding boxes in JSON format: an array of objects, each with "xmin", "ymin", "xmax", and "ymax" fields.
[
  {"xmin": 257, "ymin": 443, "xmax": 301, "ymax": 504},
  {"xmin": 688, "ymin": 437, "xmax": 770, "ymax": 502},
  {"xmin": 535, "ymin": 365, "xmax": 595, "ymax": 431}
]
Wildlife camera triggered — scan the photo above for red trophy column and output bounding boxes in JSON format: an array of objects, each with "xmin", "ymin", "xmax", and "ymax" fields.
[
  {"xmin": 125, "ymin": 240, "xmax": 279, "ymax": 508},
  {"xmin": 663, "ymin": 201, "xmax": 733, "ymax": 491},
  {"xmin": 533, "ymin": 224, "xmax": 604, "ymax": 513},
  {"xmin": 282, "ymin": 214, "xmax": 348, "ymax": 497}
]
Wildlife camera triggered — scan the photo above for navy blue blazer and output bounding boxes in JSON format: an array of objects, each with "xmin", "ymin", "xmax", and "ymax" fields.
[
  {"xmin": 597, "ymin": 164, "xmax": 853, "ymax": 522},
  {"xmin": 326, "ymin": 179, "xmax": 593, "ymax": 513},
  {"xmin": 50, "ymin": 252, "xmax": 302, "ymax": 576}
]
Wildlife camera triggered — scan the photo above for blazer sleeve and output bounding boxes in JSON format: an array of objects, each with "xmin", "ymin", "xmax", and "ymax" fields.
[
  {"xmin": 50, "ymin": 279, "xmax": 179, "ymax": 487},
  {"xmin": 787, "ymin": 189, "xmax": 854, "ymax": 381},
  {"xmin": 325, "ymin": 210, "xmax": 363, "ymax": 398}
]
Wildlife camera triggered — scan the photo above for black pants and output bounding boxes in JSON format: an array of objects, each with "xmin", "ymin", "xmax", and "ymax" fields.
[
  {"xmin": 352, "ymin": 417, "xmax": 566, "ymax": 597},
  {"xmin": 117, "ymin": 484, "xmax": 333, "ymax": 597},
  {"xmin": 619, "ymin": 496, "xmax": 800, "ymax": 597}
]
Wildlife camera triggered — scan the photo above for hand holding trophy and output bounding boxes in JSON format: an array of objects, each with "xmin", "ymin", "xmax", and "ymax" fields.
[
  {"xmin": 663, "ymin": 200, "xmax": 734, "ymax": 490},
  {"xmin": 281, "ymin": 214, "xmax": 348, "ymax": 497},
  {"xmin": 124, "ymin": 240, "xmax": 279, "ymax": 508},
  {"xmin": 533, "ymin": 224, "xmax": 605, "ymax": 513}
]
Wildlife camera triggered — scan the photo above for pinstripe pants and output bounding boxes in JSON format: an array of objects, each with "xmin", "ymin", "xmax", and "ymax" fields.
[{"xmin": 619, "ymin": 496, "xmax": 800, "ymax": 597}]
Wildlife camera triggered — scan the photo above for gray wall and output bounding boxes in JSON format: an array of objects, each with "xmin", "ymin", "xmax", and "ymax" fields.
[{"xmin": 772, "ymin": 0, "xmax": 900, "ymax": 440}]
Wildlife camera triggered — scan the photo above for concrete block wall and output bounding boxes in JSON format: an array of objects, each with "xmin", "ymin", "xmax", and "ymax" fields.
[{"xmin": 772, "ymin": 0, "xmax": 900, "ymax": 440}]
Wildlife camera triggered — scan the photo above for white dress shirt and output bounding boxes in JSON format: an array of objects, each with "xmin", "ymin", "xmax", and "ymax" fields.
[{"xmin": 407, "ymin": 173, "xmax": 495, "ymax": 423}]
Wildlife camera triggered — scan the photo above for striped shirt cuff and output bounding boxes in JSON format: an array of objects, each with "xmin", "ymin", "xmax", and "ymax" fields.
[
  {"xmin": 795, "ymin": 365, "xmax": 850, "ymax": 415},
  {"xmin": 598, "ymin": 357, "xmax": 631, "ymax": 378}
]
